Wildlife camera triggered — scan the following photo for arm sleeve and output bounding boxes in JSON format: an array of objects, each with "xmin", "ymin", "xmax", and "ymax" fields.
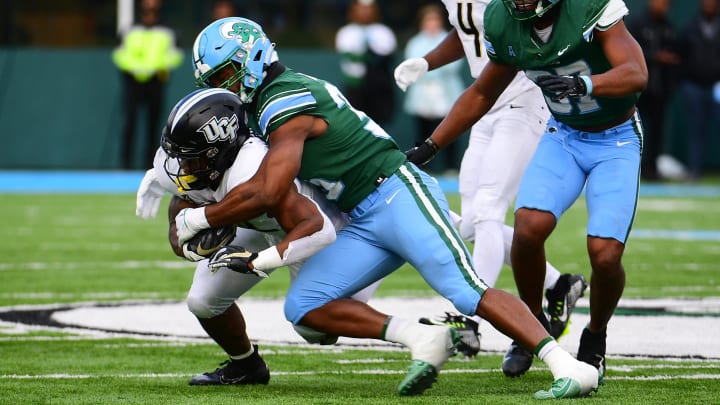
[{"xmin": 279, "ymin": 199, "xmax": 336, "ymax": 266}]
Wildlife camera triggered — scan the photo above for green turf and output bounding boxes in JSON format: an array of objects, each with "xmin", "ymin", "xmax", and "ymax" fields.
[{"xmin": 1, "ymin": 191, "xmax": 719, "ymax": 404}]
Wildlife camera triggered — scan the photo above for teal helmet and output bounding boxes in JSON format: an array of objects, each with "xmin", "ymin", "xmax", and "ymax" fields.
[
  {"xmin": 192, "ymin": 17, "xmax": 278, "ymax": 102},
  {"xmin": 502, "ymin": 0, "xmax": 562, "ymax": 21}
]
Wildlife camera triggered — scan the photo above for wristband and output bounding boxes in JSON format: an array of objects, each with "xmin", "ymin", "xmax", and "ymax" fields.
[
  {"xmin": 425, "ymin": 137, "xmax": 439, "ymax": 153},
  {"xmin": 579, "ymin": 75, "xmax": 593, "ymax": 95},
  {"xmin": 252, "ymin": 246, "xmax": 284, "ymax": 271}
]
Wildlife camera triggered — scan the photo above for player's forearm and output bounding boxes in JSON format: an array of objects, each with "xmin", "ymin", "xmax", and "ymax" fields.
[
  {"xmin": 586, "ymin": 64, "xmax": 647, "ymax": 98},
  {"xmin": 425, "ymin": 29, "xmax": 465, "ymax": 70},
  {"xmin": 429, "ymin": 87, "xmax": 493, "ymax": 149},
  {"xmin": 204, "ymin": 185, "xmax": 272, "ymax": 227}
]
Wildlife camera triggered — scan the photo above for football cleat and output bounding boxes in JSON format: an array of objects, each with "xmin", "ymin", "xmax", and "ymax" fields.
[
  {"xmin": 534, "ymin": 358, "xmax": 601, "ymax": 399},
  {"xmin": 545, "ymin": 273, "xmax": 588, "ymax": 339},
  {"xmin": 577, "ymin": 327, "xmax": 607, "ymax": 378},
  {"xmin": 501, "ymin": 341, "xmax": 534, "ymax": 377},
  {"xmin": 189, "ymin": 345, "xmax": 270, "ymax": 385},
  {"xmin": 419, "ymin": 312, "xmax": 481, "ymax": 357},
  {"xmin": 398, "ymin": 325, "xmax": 460, "ymax": 396}
]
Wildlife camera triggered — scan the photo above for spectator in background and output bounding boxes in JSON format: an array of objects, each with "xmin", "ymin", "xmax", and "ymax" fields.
[
  {"xmin": 211, "ymin": 0, "xmax": 236, "ymax": 20},
  {"xmin": 401, "ymin": 4, "xmax": 465, "ymax": 175},
  {"xmin": 677, "ymin": 0, "xmax": 720, "ymax": 181},
  {"xmin": 335, "ymin": 0, "xmax": 397, "ymax": 126},
  {"xmin": 113, "ymin": 0, "xmax": 182, "ymax": 170},
  {"xmin": 627, "ymin": 0, "xmax": 681, "ymax": 181}
]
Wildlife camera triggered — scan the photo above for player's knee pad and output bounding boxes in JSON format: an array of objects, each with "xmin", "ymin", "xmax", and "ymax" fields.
[
  {"xmin": 293, "ymin": 324, "xmax": 339, "ymax": 345},
  {"xmin": 186, "ymin": 292, "xmax": 233, "ymax": 319}
]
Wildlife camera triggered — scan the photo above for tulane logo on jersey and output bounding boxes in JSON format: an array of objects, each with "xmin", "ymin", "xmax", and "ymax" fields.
[{"xmin": 197, "ymin": 114, "xmax": 239, "ymax": 144}]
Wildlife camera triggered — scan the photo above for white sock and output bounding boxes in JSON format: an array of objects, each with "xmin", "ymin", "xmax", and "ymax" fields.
[
  {"xmin": 383, "ymin": 316, "xmax": 452, "ymax": 369},
  {"xmin": 543, "ymin": 264, "xmax": 562, "ymax": 290},
  {"xmin": 383, "ymin": 316, "xmax": 414, "ymax": 346},
  {"xmin": 539, "ymin": 343, "xmax": 578, "ymax": 379}
]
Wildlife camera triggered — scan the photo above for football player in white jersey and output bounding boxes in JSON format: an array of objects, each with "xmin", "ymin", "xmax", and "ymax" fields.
[
  {"xmin": 395, "ymin": 0, "xmax": 588, "ymax": 372},
  {"xmin": 136, "ymin": 88, "xmax": 378, "ymax": 386}
]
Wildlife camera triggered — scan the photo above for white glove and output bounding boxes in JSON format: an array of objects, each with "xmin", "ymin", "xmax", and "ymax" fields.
[
  {"xmin": 394, "ymin": 57, "xmax": 429, "ymax": 92},
  {"xmin": 136, "ymin": 169, "xmax": 165, "ymax": 219},
  {"xmin": 175, "ymin": 207, "xmax": 210, "ymax": 246}
]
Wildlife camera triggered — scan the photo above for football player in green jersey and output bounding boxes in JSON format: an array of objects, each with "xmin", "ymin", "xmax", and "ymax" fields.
[
  {"xmin": 406, "ymin": 0, "xmax": 648, "ymax": 390},
  {"xmin": 176, "ymin": 17, "xmax": 601, "ymax": 398}
]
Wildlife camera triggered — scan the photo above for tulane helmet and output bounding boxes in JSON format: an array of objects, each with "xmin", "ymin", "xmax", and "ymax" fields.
[
  {"xmin": 192, "ymin": 17, "xmax": 278, "ymax": 102},
  {"xmin": 161, "ymin": 88, "xmax": 248, "ymax": 191},
  {"xmin": 502, "ymin": 0, "xmax": 562, "ymax": 21}
]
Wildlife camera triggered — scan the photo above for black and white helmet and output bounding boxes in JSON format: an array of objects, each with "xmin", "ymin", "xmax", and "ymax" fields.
[{"xmin": 161, "ymin": 88, "xmax": 249, "ymax": 191}]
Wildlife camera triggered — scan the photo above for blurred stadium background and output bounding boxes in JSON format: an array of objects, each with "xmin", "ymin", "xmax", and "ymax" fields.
[{"xmin": 0, "ymin": 0, "xmax": 717, "ymax": 174}]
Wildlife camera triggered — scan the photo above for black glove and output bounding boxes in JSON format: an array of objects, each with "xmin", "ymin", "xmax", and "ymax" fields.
[
  {"xmin": 405, "ymin": 138, "xmax": 439, "ymax": 167},
  {"xmin": 535, "ymin": 74, "xmax": 588, "ymax": 101},
  {"xmin": 208, "ymin": 246, "xmax": 268, "ymax": 278}
]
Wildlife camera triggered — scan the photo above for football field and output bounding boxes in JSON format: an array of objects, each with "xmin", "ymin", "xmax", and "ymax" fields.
[{"xmin": 1, "ymin": 174, "xmax": 719, "ymax": 404}]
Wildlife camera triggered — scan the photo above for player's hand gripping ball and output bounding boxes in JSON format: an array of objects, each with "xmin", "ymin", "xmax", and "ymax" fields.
[{"xmin": 181, "ymin": 225, "xmax": 236, "ymax": 261}]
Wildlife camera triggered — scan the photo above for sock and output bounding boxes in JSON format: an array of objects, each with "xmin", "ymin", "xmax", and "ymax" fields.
[
  {"xmin": 383, "ymin": 316, "xmax": 414, "ymax": 345},
  {"xmin": 538, "ymin": 341, "xmax": 579, "ymax": 380},
  {"xmin": 229, "ymin": 346, "xmax": 255, "ymax": 361}
]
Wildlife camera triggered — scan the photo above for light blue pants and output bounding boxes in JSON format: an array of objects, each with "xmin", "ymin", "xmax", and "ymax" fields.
[
  {"xmin": 516, "ymin": 113, "xmax": 643, "ymax": 243},
  {"xmin": 284, "ymin": 162, "xmax": 488, "ymax": 324}
]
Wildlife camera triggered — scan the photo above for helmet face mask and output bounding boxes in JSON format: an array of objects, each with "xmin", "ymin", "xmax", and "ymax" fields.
[
  {"xmin": 193, "ymin": 17, "xmax": 278, "ymax": 102},
  {"xmin": 502, "ymin": 0, "xmax": 561, "ymax": 21},
  {"xmin": 161, "ymin": 88, "xmax": 248, "ymax": 191}
]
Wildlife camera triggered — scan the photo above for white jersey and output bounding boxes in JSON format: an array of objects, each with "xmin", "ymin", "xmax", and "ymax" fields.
[
  {"xmin": 154, "ymin": 137, "xmax": 348, "ymax": 234},
  {"xmin": 443, "ymin": 0, "xmax": 539, "ymax": 114}
]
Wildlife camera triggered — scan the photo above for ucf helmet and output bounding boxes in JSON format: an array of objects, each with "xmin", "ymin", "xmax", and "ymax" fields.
[
  {"xmin": 503, "ymin": 0, "xmax": 561, "ymax": 20},
  {"xmin": 161, "ymin": 88, "xmax": 248, "ymax": 191},
  {"xmin": 192, "ymin": 17, "xmax": 278, "ymax": 103}
]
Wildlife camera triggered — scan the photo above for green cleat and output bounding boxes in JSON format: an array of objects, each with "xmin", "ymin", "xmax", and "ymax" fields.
[
  {"xmin": 398, "ymin": 360, "xmax": 439, "ymax": 396},
  {"xmin": 533, "ymin": 377, "xmax": 582, "ymax": 399}
]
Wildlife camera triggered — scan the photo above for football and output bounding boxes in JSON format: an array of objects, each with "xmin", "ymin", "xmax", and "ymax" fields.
[{"xmin": 184, "ymin": 225, "xmax": 237, "ymax": 258}]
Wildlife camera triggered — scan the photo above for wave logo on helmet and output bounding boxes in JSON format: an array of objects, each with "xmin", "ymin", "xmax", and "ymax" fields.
[{"xmin": 197, "ymin": 114, "xmax": 239, "ymax": 145}]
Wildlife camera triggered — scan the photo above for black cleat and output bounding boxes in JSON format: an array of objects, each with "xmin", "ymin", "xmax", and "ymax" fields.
[
  {"xmin": 545, "ymin": 273, "xmax": 588, "ymax": 339},
  {"xmin": 419, "ymin": 312, "xmax": 481, "ymax": 357},
  {"xmin": 189, "ymin": 345, "xmax": 270, "ymax": 386},
  {"xmin": 577, "ymin": 327, "xmax": 607, "ymax": 378},
  {"xmin": 502, "ymin": 341, "xmax": 534, "ymax": 377}
]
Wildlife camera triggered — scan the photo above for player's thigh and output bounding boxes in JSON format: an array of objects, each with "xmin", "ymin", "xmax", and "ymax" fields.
[
  {"xmin": 284, "ymin": 232, "xmax": 404, "ymax": 324},
  {"xmin": 516, "ymin": 131, "xmax": 586, "ymax": 220},
  {"xmin": 585, "ymin": 144, "xmax": 640, "ymax": 244},
  {"xmin": 186, "ymin": 228, "xmax": 277, "ymax": 317},
  {"xmin": 379, "ymin": 168, "xmax": 486, "ymax": 315},
  {"xmin": 472, "ymin": 112, "xmax": 545, "ymax": 222}
]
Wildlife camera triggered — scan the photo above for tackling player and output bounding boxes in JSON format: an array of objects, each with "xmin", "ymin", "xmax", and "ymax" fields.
[
  {"xmin": 407, "ymin": 0, "xmax": 647, "ymax": 392},
  {"xmin": 136, "ymin": 87, "xmax": 378, "ymax": 385},
  {"xmin": 395, "ymin": 0, "xmax": 588, "ymax": 369},
  {"xmin": 174, "ymin": 17, "xmax": 600, "ymax": 398}
]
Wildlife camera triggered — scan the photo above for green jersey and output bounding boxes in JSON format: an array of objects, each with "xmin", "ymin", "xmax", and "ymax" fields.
[
  {"xmin": 248, "ymin": 67, "xmax": 406, "ymax": 211},
  {"xmin": 483, "ymin": 0, "xmax": 639, "ymax": 128}
]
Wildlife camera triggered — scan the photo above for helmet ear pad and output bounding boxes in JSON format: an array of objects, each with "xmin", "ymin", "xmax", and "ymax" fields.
[{"xmin": 242, "ymin": 37, "xmax": 275, "ymax": 90}]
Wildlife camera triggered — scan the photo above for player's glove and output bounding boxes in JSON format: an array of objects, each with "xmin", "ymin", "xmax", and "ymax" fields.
[
  {"xmin": 394, "ymin": 57, "xmax": 429, "ymax": 92},
  {"xmin": 136, "ymin": 169, "xmax": 165, "ymax": 219},
  {"xmin": 535, "ymin": 74, "xmax": 590, "ymax": 101},
  {"xmin": 405, "ymin": 138, "xmax": 439, "ymax": 167},
  {"xmin": 175, "ymin": 207, "xmax": 210, "ymax": 246},
  {"xmin": 208, "ymin": 246, "xmax": 269, "ymax": 278}
]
